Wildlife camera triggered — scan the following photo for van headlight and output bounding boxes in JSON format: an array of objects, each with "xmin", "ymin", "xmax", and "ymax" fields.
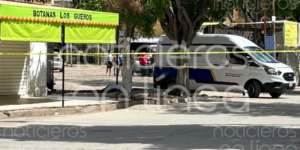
[{"xmin": 264, "ymin": 67, "xmax": 282, "ymax": 75}]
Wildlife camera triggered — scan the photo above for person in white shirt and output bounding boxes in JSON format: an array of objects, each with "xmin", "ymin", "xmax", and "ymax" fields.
[{"xmin": 106, "ymin": 50, "xmax": 113, "ymax": 76}]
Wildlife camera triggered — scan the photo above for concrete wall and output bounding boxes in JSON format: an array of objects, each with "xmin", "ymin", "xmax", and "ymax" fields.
[{"xmin": 28, "ymin": 42, "xmax": 48, "ymax": 97}]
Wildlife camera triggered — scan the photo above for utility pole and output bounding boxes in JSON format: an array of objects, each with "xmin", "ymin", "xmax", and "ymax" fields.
[
  {"xmin": 264, "ymin": 0, "xmax": 267, "ymax": 34},
  {"xmin": 115, "ymin": 26, "xmax": 119, "ymax": 101},
  {"xmin": 272, "ymin": 0, "xmax": 276, "ymax": 34},
  {"xmin": 264, "ymin": 0, "xmax": 276, "ymax": 34}
]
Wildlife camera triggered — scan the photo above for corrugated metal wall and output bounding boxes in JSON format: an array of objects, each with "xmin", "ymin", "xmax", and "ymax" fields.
[{"xmin": 0, "ymin": 41, "xmax": 29, "ymax": 95}]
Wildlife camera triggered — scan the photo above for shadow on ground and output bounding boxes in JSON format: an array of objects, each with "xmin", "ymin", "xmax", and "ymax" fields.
[
  {"xmin": 0, "ymin": 124, "xmax": 299, "ymax": 149},
  {"xmin": 0, "ymin": 97, "xmax": 57, "ymax": 105},
  {"xmin": 80, "ymin": 79, "xmax": 154, "ymax": 88},
  {"xmin": 162, "ymin": 100, "xmax": 300, "ymax": 118}
]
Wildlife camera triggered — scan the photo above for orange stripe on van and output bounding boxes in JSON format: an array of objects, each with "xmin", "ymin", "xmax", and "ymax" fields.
[{"xmin": 210, "ymin": 70, "xmax": 217, "ymax": 81}]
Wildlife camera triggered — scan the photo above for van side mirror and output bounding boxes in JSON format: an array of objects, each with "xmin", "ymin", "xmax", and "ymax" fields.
[{"xmin": 246, "ymin": 56, "xmax": 250, "ymax": 60}]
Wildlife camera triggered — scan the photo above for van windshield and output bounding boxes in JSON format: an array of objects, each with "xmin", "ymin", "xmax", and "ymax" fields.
[{"xmin": 244, "ymin": 47, "xmax": 277, "ymax": 63}]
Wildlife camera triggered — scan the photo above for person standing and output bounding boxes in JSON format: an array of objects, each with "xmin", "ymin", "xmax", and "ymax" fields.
[
  {"xmin": 139, "ymin": 54, "xmax": 148, "ymax": 76},
  {"xmin": 131, "ymin": 50, "xmax": 136, "ymax": 76},
  {"xmin": 106, "ymin": 50, "xmax": 113, "ymax": 76},
  {"xmin": 118, "ymin": 50, "xmax": 123, "ymax": 76},
  {"xmin": 79, "ymin": 48, "xmax": 83, "ymax": 63},
  {"xmin": 113, "ymin": 54, "xmax": 119, "ymax": 76},
  {"xmin": 150, "ymin": 49, "xmax": 156, "ymax": 75}
]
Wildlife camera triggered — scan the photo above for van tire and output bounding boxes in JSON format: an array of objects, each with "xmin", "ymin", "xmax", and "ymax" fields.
[
  {"xmin": 247, "ymin": 81, "xmax": 261, "ymax": 98},
  {"xmin": 167, "ymin": 82, "xmax": 175, "ymax": 88},
  {"xmin": 159, "ymin": 80, "xmax": 175, "ymax": 89},
  {"xmin": 270, "ymin": 93, "xmax": 282, "ymax": 98}
]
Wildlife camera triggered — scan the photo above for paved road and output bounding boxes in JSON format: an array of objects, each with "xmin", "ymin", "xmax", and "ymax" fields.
[{"xmin": 1, "ymin": 97, "xmax": 300, "ymax": 150}]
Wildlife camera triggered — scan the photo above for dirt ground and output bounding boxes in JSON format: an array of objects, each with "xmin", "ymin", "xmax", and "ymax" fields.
[{"xmin": 54, "ymin": 64, "xmax": 153, "ymax": 91}]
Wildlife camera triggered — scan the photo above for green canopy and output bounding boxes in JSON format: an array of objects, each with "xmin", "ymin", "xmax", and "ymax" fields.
[{"xmin": 0, "ymin": 2, "xmax": 119, "ymax": 43}]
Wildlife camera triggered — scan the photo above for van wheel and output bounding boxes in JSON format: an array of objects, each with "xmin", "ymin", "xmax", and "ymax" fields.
[
  {"xmin": 160, "ymin": 81, "xmax": 174, "ymax": 89},
  {"xmin": 270, "ymin": 93, "xmax": 282, "ymax": 98},
  {"xmin": 247, "ymin": 81, "xmax": 261, "ymax": 98},
  {"xmin": 167, "ymin": 82, "xmax": 175, "ymax": 88}
]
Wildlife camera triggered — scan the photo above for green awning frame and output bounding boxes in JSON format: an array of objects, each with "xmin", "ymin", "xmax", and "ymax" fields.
[{"xmin": 0, "ymin": 1, "xmax": 119, "ymax": 43}]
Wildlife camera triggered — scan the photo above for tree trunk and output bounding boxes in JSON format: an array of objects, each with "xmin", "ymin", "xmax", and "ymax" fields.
[
  {"xmin": 121, "ymin": 25, "xmax": 135, "ymax": 99},
  {"xmin": 159, "ymin": 1, "xmax": 204, "ymax": 94},
  {"xmin": 255, "ymin": 0, "xmax": 262, "ymax": 22},
  {"xmin": 175, "ymin": 43, "xmax": 190, "ymax": 93}
]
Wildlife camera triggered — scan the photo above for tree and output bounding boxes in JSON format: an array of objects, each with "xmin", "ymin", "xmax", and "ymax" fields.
[
  {"xmin": 293, "ymin": 3, "xmax": 300, "ymax": 22},
  {"xmin": 77, "ymin": 0, "xmax": 159, "ymax": 98},
  {"xmin": 150, "ymin": 0, "xmax": 228, "ymax": 93},
  {"xmin": 272, "ymin": 0, "xmax": 298, "ymax": 20}
]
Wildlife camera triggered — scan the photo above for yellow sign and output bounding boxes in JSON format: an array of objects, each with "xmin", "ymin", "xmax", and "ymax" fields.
[{"xmin": 284, "ymin": 21, "xmax": 298, "ymax": 47}]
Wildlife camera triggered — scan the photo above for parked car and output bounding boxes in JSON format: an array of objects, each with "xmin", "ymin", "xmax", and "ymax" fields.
[
  {"xmin": 52, "ymin": 54, "xmax": 63, "ymax": 72},
  {"xmin": 147, "ymin": 45, "xmax": 157, "ymax": 53}
]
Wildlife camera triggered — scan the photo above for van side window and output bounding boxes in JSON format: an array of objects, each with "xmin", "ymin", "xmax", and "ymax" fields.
[{"xmin": 227, "ymin": 48, "xmax": 248, "ymax": 65}]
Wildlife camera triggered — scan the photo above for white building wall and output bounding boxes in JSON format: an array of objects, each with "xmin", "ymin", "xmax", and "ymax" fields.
[{"xmin": 27, "ymin": 42, "xmax": 48, "ymax": 97}]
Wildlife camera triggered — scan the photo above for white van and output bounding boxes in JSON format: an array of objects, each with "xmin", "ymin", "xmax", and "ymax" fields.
[{"xmin": 154, "ymin": 34, "xmax": 296, "ymax": 98}]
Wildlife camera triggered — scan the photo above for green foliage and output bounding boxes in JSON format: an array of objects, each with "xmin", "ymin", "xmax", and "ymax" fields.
[
  {"xmin": 293, "ymin": 3, "xmax": 300, "ymax": 22},
  {"xmin": 123, "ymin": 9, "xmax": 157, "ymax": 37},
  {"xmin": 184, "ymin": 0, "xmax": 202, "ymax": 16},
  {"xmin": 78, "ymin": 0, "xmax": 106, "ymax": 11},
  {"xmin": 206, "ymin": 0, "xmax": 229, "ymax": 22},
  {"xmin": 76, "ymin": 0, "xmax": 163, "ymax": 38},
  {"xmin": 270, "ymin": 0, "xmax": 298, "ymax": 19},
  {"xmin": 148, "ymin": 0, "xmax": 170, "ymax": 19},
  {"xmin": 135, "ymin": 12, "xmax": 157, "ymax": 37},
  {"xmin": 150, "ymin": 0, "xmax": 229, "ymax": 23}
]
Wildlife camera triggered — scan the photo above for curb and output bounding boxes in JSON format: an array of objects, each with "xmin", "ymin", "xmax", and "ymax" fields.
[
  {"xmin": 0, "ymin": 101, "xmax": 143, "ymax": 120},
  {"xmin": 0, "ymin": 97, "xmax": 195, "ymax": 120}
]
